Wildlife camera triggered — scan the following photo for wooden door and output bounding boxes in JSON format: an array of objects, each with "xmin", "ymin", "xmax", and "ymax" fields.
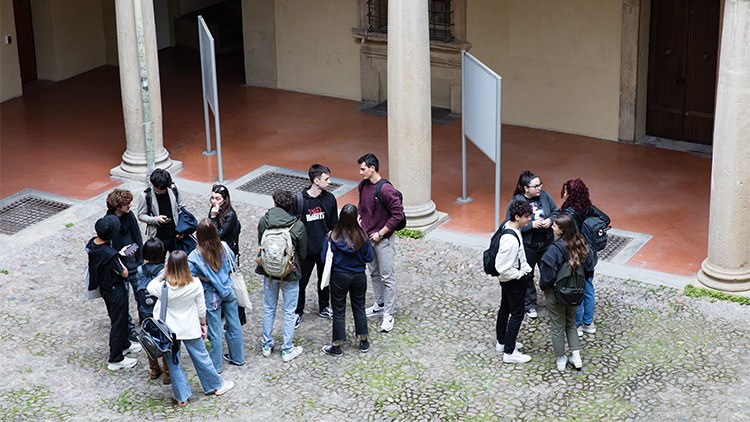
[
  {"xmin": 13, "ymin": 0, "xmax": 37, "ymax": 85},
  {"xmin": 646, "ymin": 0, "xmax": 720, "ymax": 145}
]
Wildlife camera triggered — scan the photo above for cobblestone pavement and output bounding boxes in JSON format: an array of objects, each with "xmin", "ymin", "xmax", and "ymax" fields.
[{"xmin": 1, "ymin": 189, "xmax": 749, "ymax": 421}]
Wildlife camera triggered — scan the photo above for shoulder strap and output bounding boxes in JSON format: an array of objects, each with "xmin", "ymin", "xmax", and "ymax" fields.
[
  {"xmin": 170, "ymin": 184, "xmax": 180, "ymax": 204},
  {"xmin": 144, "ymin": 188, "xmax": 153, "ymax": 216},
  {"xmin": 295, "ymin": 192, "xmax": 304, "ymax": 218},
  {"xmin": 374, "ymin": 179, "xmax": 389, "ymax": 205},
  {"xmin": 159, "ymin": 282, "xmax": 169, "ymax": 322}
]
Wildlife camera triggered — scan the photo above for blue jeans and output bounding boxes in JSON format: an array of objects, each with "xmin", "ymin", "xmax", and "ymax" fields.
[
  {"xmin": 575, "ymin": 275, "xmax": 595, "ymax": 326},
  {"xmin": 204, "ymin": 288, "xmax": 245, "ymax": 373},
  {"xmin": 262, "ymin": 278, "xmax": 299, "ymax": 354},
  {"xmin": 166, "ymin": 338, "xmax": 226, "ymax": 403}
]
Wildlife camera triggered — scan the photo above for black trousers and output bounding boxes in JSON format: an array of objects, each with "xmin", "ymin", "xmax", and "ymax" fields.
[
  {"xmin": 523, "ymin": 241, "xmax": 551, "ymax": 311},
  {"xmin": 295, "ymin": 254, "xmax": 330, "ymax": 315},
  {"xmin": 100, "ymin": 283, "xmax": 132, "ymax": 363},
  {"xmin": 496, "ymin": 276, "xmax": 526, "ymax": 354},
  {"xmin": 330, "ymin": 271, "xmax": 368, "ymax": 343}
]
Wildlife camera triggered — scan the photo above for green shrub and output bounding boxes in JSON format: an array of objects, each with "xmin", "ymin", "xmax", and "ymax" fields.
[{"xmin": 684, "ymin": 284, "xmax": 750, "ymax": 305}]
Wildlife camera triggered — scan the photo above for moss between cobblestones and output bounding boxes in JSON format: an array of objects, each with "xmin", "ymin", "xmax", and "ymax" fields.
[
  {"xmin": 684, "ymin": 284, "xmax": 750, "ymax": 305},
  {"xmin": 0, "ymin": 386, "xmax": 70, "ymax": 421}
]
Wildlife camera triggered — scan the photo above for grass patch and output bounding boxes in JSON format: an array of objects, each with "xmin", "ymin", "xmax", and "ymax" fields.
[
  {"xmin": 684, "ymin": 284, "xmax": 750, "ymax": 305},
  {"xmin": 395, "ymin": 228, "xmax": 423, "ymax": 239},
  {"xmin": 65, "ymin": 222, "xmax": 74, "ymax": 228},
  {"xmin": 0, "ymin": 269, "xmax": 8, "ymax": 275},
  {"xmin": 110, "ymin": 388, "xmax": 165, "ymax": 413}
]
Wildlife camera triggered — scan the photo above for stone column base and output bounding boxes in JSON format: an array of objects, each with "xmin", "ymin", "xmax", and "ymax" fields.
[
  {"xmin": 404, "ymin": 200, "xmax": 448, "ymax": 233},
  {"xmin": 110, "ymin": 157, "xmax": 183, "ymax": 182},
  {"xmin": 697, "ymin": 258, "xmax": 750, "ymax": 292}
]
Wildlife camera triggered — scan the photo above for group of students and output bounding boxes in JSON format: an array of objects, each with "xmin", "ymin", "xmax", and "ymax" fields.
[
  {"xmin": 494, "ymin": 170, "xmax": 610, "ymax": 371},
  {"xmin": 86, "ymin": 154, "xmax": 405, "ymax": 405}
]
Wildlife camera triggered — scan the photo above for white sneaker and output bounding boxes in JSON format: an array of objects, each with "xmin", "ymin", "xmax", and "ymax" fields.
[
  {"xmin": 577, "ymin": 326, "xmax": 583, "ymax": 337},
  {"xmin": 496, "ymin": 341, "xmax": 523, "ymax": 353},
  {"xmin": 526, "ymin": 308, "xmax": 538, "ymax": 319},
  {"xmin": 380, "ymin": 314, "xmax": 395, "ymax": 332},
  {"xmin": 123, "ymin": 342, "xmax": 142, "ymax": 355},
  {"xmin": 556, "ymin": 356, "xmax": 568, "ymax": 371},
  {"xmin": 108, "ymin": 356, "xmax": 137, "ymax": 371},
  {"xmin": 281, "ymin": 346, "xmax": 303, "ymax": 362},
  {"xmin": 582, "ymin": 323, "xmax": 597, "ymax": 334},
  {"xmin": 262, "ymin": 345, "xmax": 272, "ymax": 358},
  {"xmin": 502, "ymin": 350, "xmax": 531, "ymax": 364},
  {"xmin": 215, "ymin": 380, "xmax": 235, "ymax": 396},
  {"xmin": 570, "ymin": 350, "xmax": 583, "ymax": 370},
  {"xmin": 366, "ymin": 303, "xmax": 385, "ymax": 317}
]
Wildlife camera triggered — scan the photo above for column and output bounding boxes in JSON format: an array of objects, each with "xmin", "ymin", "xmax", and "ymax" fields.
[
  {"xmin": 111, "ymin": 0, "xmax": 180, "ymax": 179},
  {"xmin": 696, "ymin": 0, "xmax": 750, "ymax": 292},
  {"xmin": 387, "ymin": 0, "xmax": 441, "ymax": 229}
]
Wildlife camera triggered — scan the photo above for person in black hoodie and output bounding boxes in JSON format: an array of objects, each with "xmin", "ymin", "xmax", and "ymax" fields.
[
  {"xmin": 106, "ymin": 189, "xmax": 144, "ymax": 341},
  {"xmin": 293, "ymin": 164, "xmax": 339, "ymax": 327},
  {"xmin": 321, "ymin": 204, "xmax": 374, "ymax": 356},
  {"xmin": 86, "ymin": 215, "xmax": 141, "ymax": 371}
]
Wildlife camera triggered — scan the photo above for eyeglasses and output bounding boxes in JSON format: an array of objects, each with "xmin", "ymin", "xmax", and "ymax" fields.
[{"xmin": 527, "ymin": 183, "xmax": 543, "ymax": 189}]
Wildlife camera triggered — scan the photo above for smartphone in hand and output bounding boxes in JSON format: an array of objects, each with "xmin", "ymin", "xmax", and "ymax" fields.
[{"xmin": 124, "ymin": 243, "xmax": 139, "ymax": 255}]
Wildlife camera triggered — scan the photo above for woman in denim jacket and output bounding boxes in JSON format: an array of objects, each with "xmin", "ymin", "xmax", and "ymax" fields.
[{"xmin": 188, "ymin": 219, "xmax": 245, "ymax": 373}]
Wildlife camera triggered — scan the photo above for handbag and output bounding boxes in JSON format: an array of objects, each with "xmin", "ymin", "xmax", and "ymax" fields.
[
  {"xmin": 138, "ymin": 282, "xmax": 179, "ymax": 363},
  {"xmin": 320, "ymin": 235, "xmax": 333, "ymax": 290},
  {"xmin": 175, "ymin": 206, "xmax": 197, "ymax": 235},
  {"xmin": 225, "ymin": 243, "xmax": 251, "ymax": 310}
]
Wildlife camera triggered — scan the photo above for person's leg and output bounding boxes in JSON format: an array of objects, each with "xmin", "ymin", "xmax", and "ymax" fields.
[
  {"xmin": 204, "ymin": 289, "xmax": 224, "ymax": 373},
  {"xmin": 295, "ymin": 255, "xmax": 316, "ymax": 316},
  {"xmin": 545, "ymin": 291, "xmax": 566, "ymax": 357},
  {"xmin": 523, "ymin": 246, "xmax": 540, "ymax": 312},
  {"xmin": 582, "ymin": 274, "xmax": 595, "ymax": 326},
  {"xmin": 221, "ymin": 295, "xmax": 245, "ymax": 365},
  {"xmin": 102, "ymin": 284, "xmax": 131, "ymax": 363},
  {"xmin": 165, "ymin": 349, "xmax": 192, "ymax": 403},
  {"xmin": 350, "ymin": 272, "xmax": 369, "ymax": 339},
  {"xmin": 496, "ymin": 285, "xmax": 511, "ymax": 345},
  {"xmin": 376, "ymin": 237, "xmax": 397, "ymax": 315},
  {"xmin": 280, "ymin": 280, "xmax": 300, "ymax": 353},
  {"xmin": 183, "ymin": 338, "xmax": 225, "ymax": 394},
  {"xmin": 126, "ymin": 274, "xmax": 139, "ymax": 338},
  {"xmin": 262, "ymin": 277, "xmax": 280, "ymax": 350},
  {"xmin": 503, "ymin": 278, "xmax": 527, "ymax": 354},
  {"xmin": 367, "ymin": 250, "xmax": 384, "ymax": 308},
  {"xmin": 565, "ymin": 305, "xmax": 581, "ymax": 352},
  {"xmin": 329, "ymin": 272, "xmax": 349, "ymax": 344}
]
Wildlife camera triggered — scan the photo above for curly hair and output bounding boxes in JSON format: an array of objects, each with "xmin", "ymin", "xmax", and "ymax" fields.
[
  {"xmin": 507, "ymin": 199, "xmax": 532, "ymax": 222},
  {"xmin": 554, "ymin": 213, "xmax": 588, "ymax": 270},
  {"xmin": 560, "ymin": 178, "xmax": 592, "ymax": 214},
  {"xmin": 272, "ymin": 189, "xmax": 295, "ymax": 212},
  {"xmin": 106, "ymin": 189, "xmax": 133, "ymax": 211}
]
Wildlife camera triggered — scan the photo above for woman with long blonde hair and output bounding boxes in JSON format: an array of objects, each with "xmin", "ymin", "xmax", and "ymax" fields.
[
  {"xmin": 148, "ymin": 251, "xmax": 234, "ymax": 405},
  {"xmin": 188, "ymin": 219, "xmax": 245, "ymax": 373},
  {"xmin": 538, "ymin": 213, "xmax": 594, "ymax": 371}
]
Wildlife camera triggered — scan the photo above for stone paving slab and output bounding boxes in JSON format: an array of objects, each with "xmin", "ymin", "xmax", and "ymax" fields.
[{"xmin": 0, "ymin": 190, "xmax": 749, "ymax": 421}]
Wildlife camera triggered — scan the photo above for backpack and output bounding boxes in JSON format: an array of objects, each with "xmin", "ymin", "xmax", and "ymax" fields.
[
  {"xmin": 581, "ymin": 215, "xmax": 609, "ymax": 252},
  {"xmin": 483, "ymin": 222, "xmax": 521, "ymax": 276},
  {"xmin": 358, "ymin": 179, "xmax": 407, "ymax": 231},
  {"xmin": 552, "ymin": 245, "xmax": 586, "ymax": 306},
  {"xmin": 256, "ymin": 225, "xmax": 295, "ymax": 279}
]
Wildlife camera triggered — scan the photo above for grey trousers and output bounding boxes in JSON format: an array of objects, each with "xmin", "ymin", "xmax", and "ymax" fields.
[
  {"xmin": 544, "ymin": 288, "xmax": 580, "ymax": 357},
  {"xmin": 368, "ymin": 236, "xmax": 397, "ymax": 315}
]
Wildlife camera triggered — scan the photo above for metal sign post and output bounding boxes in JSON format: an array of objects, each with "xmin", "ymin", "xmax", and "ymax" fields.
[{"xmin": 198, "ymin": 16, "xmax": 224, "ymax": 183}]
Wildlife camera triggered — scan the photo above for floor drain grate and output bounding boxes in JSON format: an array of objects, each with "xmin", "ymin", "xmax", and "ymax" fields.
[
  {"xmin": 0, "ymin": 196, "xmax": 72, "ymax": 235},
  {"xmin": 236, "ymin": 171, "xmax": 342, "ymax": 196},
  {"xmin": 598, "ymin": 233, "xmax": 634, "ymax": 262}
]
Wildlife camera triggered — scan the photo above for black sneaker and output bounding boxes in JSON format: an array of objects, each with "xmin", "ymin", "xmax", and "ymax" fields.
[
  {"xmin": 318, "ymin": 307, "xmax": 333, "ymax": 319},
  {"xmin": 359, "ymin": 339, "xmax": 370, "ymax": 353},
  {"xmin": 322, "ymin": 345, "xmax": 343, "ymax": 357},
  {"xmin": 294, "ymin": 313, "xmax": 302, "ymax": 329}
]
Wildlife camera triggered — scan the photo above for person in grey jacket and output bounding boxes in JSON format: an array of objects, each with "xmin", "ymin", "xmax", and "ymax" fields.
[
  {"xmin": 505, "ymin": 170, "xmax": 559, "ymax": 320},
  {"xmin": 256, "ymin": 190, "xmax": 308, "ymax": 362},
  {"xmin": 137, "ymin": 168, "xmax": 184, "ymax": 252}
]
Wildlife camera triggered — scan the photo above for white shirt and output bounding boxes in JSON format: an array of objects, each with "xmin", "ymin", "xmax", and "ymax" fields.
[
  {"xmin": 147, "ymin": 276, "xmax": 206, "ymax": 340},
  {"xmin": 494, "ymin": 225, "xmax": 532, "ymax": 282}
]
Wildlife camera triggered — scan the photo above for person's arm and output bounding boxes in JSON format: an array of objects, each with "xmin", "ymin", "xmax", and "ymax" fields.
[
  {"xmin": 546, "ymin": 191, "xmax": 560, "ymax": 221},
  {"xmin": 538, "ymin": 245, "xmax": 561, "ymax": 290},
  {"xmin": 320, "ymin": 235, "xmax": 329, "ymax": 263},
  {"xmin": 361, "ymin": 239, "xmax": 375, "ymax": 263},
  {"xmin": 591, "ymin": 205, "xmax": 611, "ymax": 226},
  {"xmin": 195, "ymin": 280, "xmax": 207, "ymax": 338},
  {"xmin": 495, "ymin": 235, "xmax": 525, "ymax": 281},
  {"xmin": 136, "ymin": 193, "xmax": 159, "ymax": 225},
  {"xmin": 374, "ymin": 185, "xmax": 403, "ymax": 240},
  {"xmin": 327, "ymin": 195, "xmax": 339, "ymax": 229},
  {"xmin": 294, "ymin": 221, "xmax": 308, "ymax": 261},
  {"xmin": 214, "ymin": 209, "xmax": 238, "ymax": 240}
]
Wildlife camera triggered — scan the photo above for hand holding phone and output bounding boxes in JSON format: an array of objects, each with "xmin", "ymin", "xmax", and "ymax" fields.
[{"xmin": 124, "ymin": 243, "xmax": 139, "ymax": 256}]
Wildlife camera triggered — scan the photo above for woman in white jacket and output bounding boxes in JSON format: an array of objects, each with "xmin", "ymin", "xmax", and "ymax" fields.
[{"xmin": 148, "ymin": 250, "xmax": 234, "ymax": 406}]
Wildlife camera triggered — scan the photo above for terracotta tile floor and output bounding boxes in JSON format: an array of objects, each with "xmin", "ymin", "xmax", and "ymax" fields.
[{"xmin": 0, "ymin": 49, "xmax": 710, "ymax": 276}]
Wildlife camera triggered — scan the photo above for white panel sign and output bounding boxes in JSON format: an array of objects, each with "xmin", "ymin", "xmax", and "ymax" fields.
[{"xmin": 462, "ymin": 52, "xmax": 501, "ymax": 163}]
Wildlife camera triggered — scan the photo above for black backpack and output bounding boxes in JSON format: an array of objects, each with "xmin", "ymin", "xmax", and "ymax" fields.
[
  {"xmin": 552, "ymin": 244, "xmax": 586, "ymax": 306},
  {"xmin": 581, "ymin": 215, "xmax": 609, "ymax": 252},
  {"xmin": 483, "ymin": 222, "xmax": 521, "ymax": 276},
  {"xmin": 358, "ymin": 179, "xmax": 407, "ymax": 231}
]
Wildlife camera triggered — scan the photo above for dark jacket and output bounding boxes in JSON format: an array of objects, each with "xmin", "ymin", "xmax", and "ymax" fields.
[
  {"xmin": 255, "ymin": 207, "xmax": 307, "ymax": 281},
  {"xmin": 106, "ymin": 210, "xmax": 143, "ymax": 271},
  {"xmin": 562, "ymin": 205, "xmax": 611, "ymax": 266},
  {"xmin": 295, "ymin": 189, "xmax": 339, "ymax": 256},
  {"xmin": 321, "ymin": 235, "xmax": 374, "ymax": 274},
  {"xmin": 86, "ymin": 238, "xmax": 126, "ymax": 291},
  {"xmin": 505, "ymin": 191, "xmax": 559, "ymax": 246},
  {"xmin": 538, "ymin": 239, "xmax": 595, "ymax": 291},
  {"xmin": 209, "ymin": 207, "xmax": 241, "ymax": 257}
]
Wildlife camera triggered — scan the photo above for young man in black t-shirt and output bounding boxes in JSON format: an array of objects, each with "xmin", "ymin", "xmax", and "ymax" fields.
[{"xmin": 137, "ymin": 168, "xmax": 182, "ymax": 252}]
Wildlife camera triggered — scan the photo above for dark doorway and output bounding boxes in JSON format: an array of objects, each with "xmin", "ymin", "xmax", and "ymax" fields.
[
  {"xmin": 646, "ymin": 0, "xmax": 720, "ymax": 145},
  {"xmin": 12, "ymin": 0, "xmax": 37, "ymax": 85}
]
